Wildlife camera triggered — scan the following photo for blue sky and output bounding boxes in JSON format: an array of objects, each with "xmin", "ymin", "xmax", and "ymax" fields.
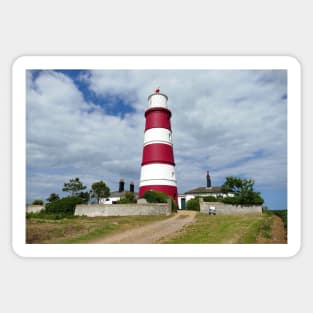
[{"xmin": 26, "ymin": 69, "xmax": 287, "ymax": 209}]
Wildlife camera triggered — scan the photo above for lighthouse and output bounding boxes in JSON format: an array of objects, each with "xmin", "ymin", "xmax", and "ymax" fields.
[{"xmin": 139, "ymin": 89, "xmax": 178, "ymax": 203}]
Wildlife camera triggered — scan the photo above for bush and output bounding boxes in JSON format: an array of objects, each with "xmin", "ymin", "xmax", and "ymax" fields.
[
  {"xmin": 222, "ymin": 196, "xmax": 241, "ymax": 205},
  {"xmin": 143, "ymin": 190, "xmax": 169, "ymax": 203},
  {"xmin": 32, "ymin": 199, "xmax": 44, "ymax": 205},
  {"xmin": 45, "ymin": 196, "xmax": 83, "ymax": 215},
  {"xmin": 203, "ymin": 196, "xmax": 220, "ymax": 202},
  {"xmin": 142, "ymin": 190, "xmax": 178, "ymax": 213},
  {"xmin": 186, "ymin": 198, "xmax": 200, "ymax": 211},
  {"xmin": 222, "ymin": 193, "xmax": 264, "ymax": 206},
  {"xmin": 117, "ymin": 192, "xmax": 137, "ymax": 204}
]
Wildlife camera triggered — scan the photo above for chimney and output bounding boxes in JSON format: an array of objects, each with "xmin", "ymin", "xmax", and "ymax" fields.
[
  {"xmin": 119, "ymin": 179, "xmax": 125, "ymax": 192},
  {"xmin": 130, "ymin": 181, "xmax": 134, "ymax": 193},
  {"xmin": 206, "ymin": 171, "xmax": 212, "ymax": 188}
]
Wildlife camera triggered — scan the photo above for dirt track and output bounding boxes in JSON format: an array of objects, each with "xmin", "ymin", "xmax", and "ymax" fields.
[
  {"xmin": 90, "ymin": 210, "xmax": 196, "ymax": 244},
  {"xmin": 257, "ymin": 215, "xmax": 287, "ymax": 243}
]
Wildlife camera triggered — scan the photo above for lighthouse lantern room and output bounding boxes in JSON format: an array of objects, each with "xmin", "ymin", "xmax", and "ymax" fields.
[{"xmin": 139, "ymin": 89, "xmax": 178, "ymax": 203}]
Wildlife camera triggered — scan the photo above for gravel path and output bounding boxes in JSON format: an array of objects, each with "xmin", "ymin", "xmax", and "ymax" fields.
[{"xmin": 91, "ymin": 210, "xmax": 196, "ymax": 244}]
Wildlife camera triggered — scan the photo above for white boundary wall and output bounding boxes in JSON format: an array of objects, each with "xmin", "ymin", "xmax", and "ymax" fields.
[
  {"xmin": 199, "ymin": 199, "xmax": 262, "ymax": 215},
  {"xmin": 75, "ymin": 202, "xmax": 172, "ymax": 217},
  {"xmin": 26, "ymin": 205, "xmax": 44, "ymax": 213}
]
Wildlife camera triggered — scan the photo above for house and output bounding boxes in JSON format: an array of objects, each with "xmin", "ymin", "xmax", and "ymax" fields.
[
  {"xmin": 99, "ymin": 179, "xmax": 137, "ymax": 204},
  {"xmin": 178, "ymin": 171, "xmax": 234, "ymax": 209}
]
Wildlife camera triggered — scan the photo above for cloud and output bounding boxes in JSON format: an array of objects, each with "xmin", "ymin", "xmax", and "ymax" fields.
[
  {"xmin": 26, "ymin": 70, "xmax": 143, "ymax": 201},
  {"xmin": 26, "ymin": 69, "xmax": 287, "ymax": 208}
]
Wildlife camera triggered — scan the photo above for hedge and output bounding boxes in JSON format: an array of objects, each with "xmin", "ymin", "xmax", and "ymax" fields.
[
  {"xmin": 143, "ymin": 190, "xmax": 169, "ymax": 203},
  {"xmin": 45, "ymin": 196, "xmax": 83, "ymax": 215},
  {"xmin": 186, "ymin": 198, "xmax": 200, "ymax": 211}
]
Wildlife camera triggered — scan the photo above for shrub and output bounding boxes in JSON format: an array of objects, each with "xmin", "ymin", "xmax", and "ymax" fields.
[
  {"xmin": 222, "ymin": 196, "xmax": 241, "ymax": 205},
  {"xmin": 117, "ymin": 192, "xmax": 137, "ymax": 204},
  {"xmin": 45, "ymin": 196, "xmax": 83, "ymax": 215},
  {"xmin": 186, "ymin": 198, "xmax": 200, "ymax": 211},
  {"xmin": 32, "ymin": 199, "xmax": 44, "ymax": 205},
  {"xmin": 222, "ymin": 193, "xmax": 264, "ymax": 206},
  {"xmin": 203, "ymin": 196, "xmax": 220, "ymax": 202},
  {"xmin": 142, "ymin": 190, "xmax": 178, "ymax": 212},
  {"xmin": 143, "ymin": 190, "xmax": 169, "ymax": 203}
]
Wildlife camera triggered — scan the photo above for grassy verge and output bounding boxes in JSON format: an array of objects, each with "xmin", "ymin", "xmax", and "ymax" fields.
[
  {"xmin": 26, "ymin": 215, "xmax": 172, "ymax": 244},
  {"xmin": 271, "ymin": 210, "xmax": 287, "ymax": 230},
  {"xmin": 165, "ymin": 212, "xmax": 273, "ymax": 244}
]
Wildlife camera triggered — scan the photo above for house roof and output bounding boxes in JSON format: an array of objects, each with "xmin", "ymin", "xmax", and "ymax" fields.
[{"xmin": 184, "ymin": 186, "xmax": 223, "ymax": 195}]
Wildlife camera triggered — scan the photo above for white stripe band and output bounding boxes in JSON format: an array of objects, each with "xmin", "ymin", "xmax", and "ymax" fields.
[
  {"xmin": 140, "ymin": 163, "xmax": 177, "ymax": 184},
  {"xmin": 144, "ymin": 128, "xmax": 172, "ymax": 146}
]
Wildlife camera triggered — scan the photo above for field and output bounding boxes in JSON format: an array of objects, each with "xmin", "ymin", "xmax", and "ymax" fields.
[
  {"xmin": 26, "ymin": 214, "xmax": 171, "ymax": 244},
  {"xmin": 165, "ymin": 211, "xmax": 286, "ymax": 244},
  {"xmin": 26, "ymin": 210, "xmax": 287, "ymax": 244}
]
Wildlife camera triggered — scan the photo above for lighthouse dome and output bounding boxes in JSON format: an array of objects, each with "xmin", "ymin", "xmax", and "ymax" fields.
[{"xmin": 147, "ymin": 89, "xmax": 168, "ymax": 108}]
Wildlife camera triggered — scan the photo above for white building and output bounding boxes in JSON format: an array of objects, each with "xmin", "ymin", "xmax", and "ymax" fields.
[{"xmin": 177, "ymin": 171, "xmax": 234, "ymax": 209}]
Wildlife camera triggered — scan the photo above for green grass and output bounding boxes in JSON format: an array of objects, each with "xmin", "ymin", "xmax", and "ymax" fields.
[
  {"xmin": 26, "ymin": 211, "xmax": 77, "ymax": 220},
  {"xmin": 26, "ymin": 211, "xmax": 283, "ymax": 244},
  {"xmin": 26, "ymin": 215, "xmax": 172, "ymax": 244},
  {"xmin": 165, "ymin": 213, "xmax": 273, "ymax": 244},
  {"xmin": 58, "ymin": 222, "xmax": 119, "ymax": 243}
]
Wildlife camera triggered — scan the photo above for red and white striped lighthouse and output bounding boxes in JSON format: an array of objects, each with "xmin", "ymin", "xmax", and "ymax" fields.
[{"xmin": 139, "ymin": 89, "xmax": 178, "ymax": 203}]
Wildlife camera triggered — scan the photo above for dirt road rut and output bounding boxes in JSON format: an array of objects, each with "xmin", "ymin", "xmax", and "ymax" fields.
[{"xmin": 91, "ymin": 210, "xmax": 196, "ymax": 244}]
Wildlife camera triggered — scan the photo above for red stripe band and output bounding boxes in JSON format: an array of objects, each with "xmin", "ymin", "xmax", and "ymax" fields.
[
  {"xmin": 145, "ymin": 107, "xmax": 172, "ymax": 131},
  {"xmin": 141, "ymin": 143, "xmax": 175, "ymax": 165}
]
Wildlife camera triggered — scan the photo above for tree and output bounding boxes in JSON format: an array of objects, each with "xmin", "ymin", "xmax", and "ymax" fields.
[
  {"xmin": 32, "ymin": 199, "xmax": 43, "ymax": 205},
  {"xmin": 77, "ymin": 191, "xmax": 90, "ymax": 204},
  {"xmin": 62, "ymin": 177, "xmax": 87, "ymax": 197},
  {"xmin": 90, "ymin": 181, "xmax": 110, "ymax": 203},
  {"xmin": 221, "ymin": 176, "xmax": 264, "ymax": 205},
  {"xmin": 46, "ymin": 193, "xmax": 60, "ymax": 203},
  {"xmin": 221, "ymin": 176, "xmax": 254, "ymax": 196}
]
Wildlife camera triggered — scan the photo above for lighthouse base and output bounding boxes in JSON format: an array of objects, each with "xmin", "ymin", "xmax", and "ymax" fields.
[{"xmin": 139, "ymin": 185, "xmax": 178, "ymax": 204}]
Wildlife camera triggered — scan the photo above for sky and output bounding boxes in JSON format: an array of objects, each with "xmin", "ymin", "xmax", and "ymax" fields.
[{"xmin": 26, "ymin": 69, "xmax": 287, "ymax": 209}]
